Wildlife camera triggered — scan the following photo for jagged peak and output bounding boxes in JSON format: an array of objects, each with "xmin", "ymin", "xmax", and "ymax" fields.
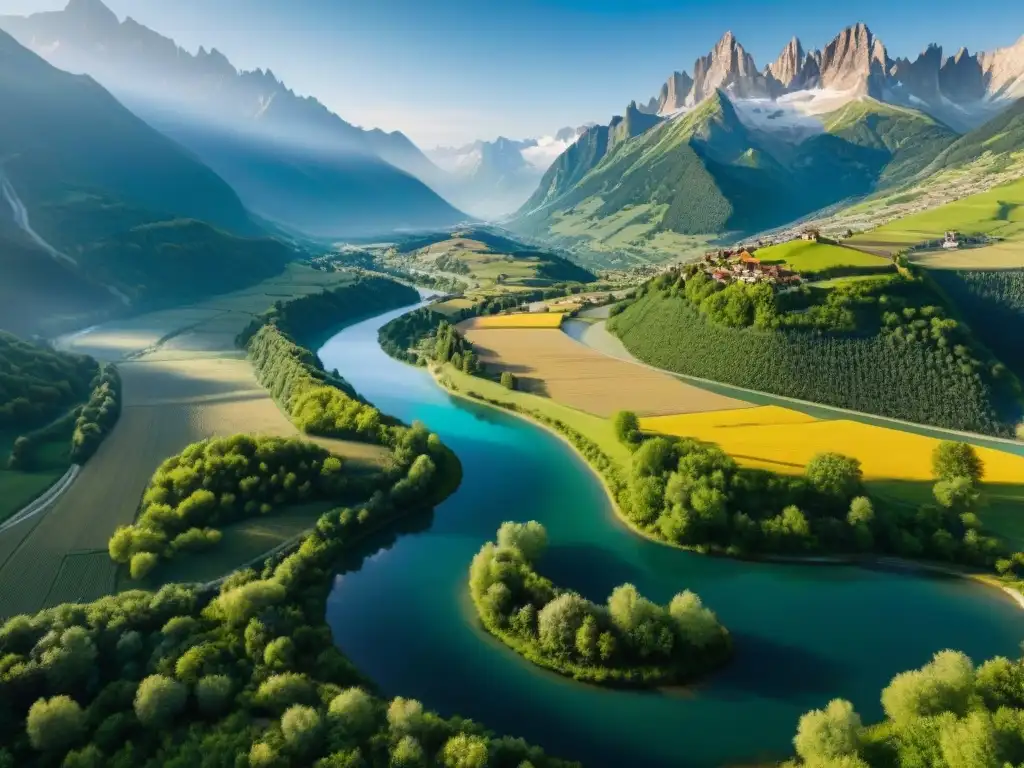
[{"xmin": 65, "ymin": 0, "xmax": 118, "ymax": 24}]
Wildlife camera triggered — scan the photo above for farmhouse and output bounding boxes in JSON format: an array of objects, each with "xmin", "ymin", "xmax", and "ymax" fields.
[
  {"xmin": 943, "ymin": 231, "xmax": 960, "ymax": 250},
  {"xmin": 802, "ymin": 228, "xmax": 821, "ymax": 242}
]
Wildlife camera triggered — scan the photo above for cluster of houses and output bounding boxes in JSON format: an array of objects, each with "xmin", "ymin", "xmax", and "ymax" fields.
[{"xmin": 701, "ymin": 248, "xmax": 802, "ymax": 288}]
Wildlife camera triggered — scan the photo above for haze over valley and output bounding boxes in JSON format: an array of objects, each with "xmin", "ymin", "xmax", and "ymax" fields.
[{"xmin": 2, "ymin": 1, "xmax": 1024, "ymax": 767}]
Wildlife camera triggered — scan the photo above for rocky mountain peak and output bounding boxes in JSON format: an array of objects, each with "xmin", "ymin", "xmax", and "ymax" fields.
[
  {"xmin": 688, "ymin": 30, "xmax": 769, "ymax": 105},
  {"xmin": 766, "ymin": 36, "xmax": 815, "ymax": 94},
  {"xmin": 65, "ymin": 0, "xmax": 118, "ymax": 26},
  {"xmin": 657, "ymin": 70, "xmax": 695, "ymax": 113},
  {"xmin": 816, "ymin": 22, "xmax": 889, "ymax": 96},
  {"xmin": 890, "ymin": 43, "xmax": 943, "ymax": 102}
]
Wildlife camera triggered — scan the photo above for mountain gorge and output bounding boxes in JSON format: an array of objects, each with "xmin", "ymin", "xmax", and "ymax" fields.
[
  {"xmin": 0, "ymin": 0, "xmax": 468, "ymax": 238},
  {"xmin": 512, "ymin": 24, "xmax": 1024, "ymax": 263}
]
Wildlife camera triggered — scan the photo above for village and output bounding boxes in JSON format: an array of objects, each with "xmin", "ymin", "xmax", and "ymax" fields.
[{"xmin": 697, "ymin": 229, "xmax": 819, "ymax": 288}]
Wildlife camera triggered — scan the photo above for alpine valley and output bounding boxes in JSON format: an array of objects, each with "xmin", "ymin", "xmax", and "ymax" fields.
[{"xmin": 511, "ymin": 24, "xmax": 1024, "ymax": 265}]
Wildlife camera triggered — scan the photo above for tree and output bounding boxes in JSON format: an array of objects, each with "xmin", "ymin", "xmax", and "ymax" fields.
[
  {"xmin": 793, "ymin": 698, "xmax": 862, "ymax": 764},
  {"xmin": 500, "ymin": 372, "xmax": 517, "ymax": 390},
  {"xmin": 264, "ymin": 636, "xmax": 296, "ymax": 670},
  {"xmin": 847, "ymin": 497, "xmax": 874, "ymax": 527},
  {"xmin": 881, "ymin": 650, "xmax": 976, "ymax": 725},
  {"xmin": 933, "ymin": 477, "xmax": 980, "ymax": 511},
  {"xmin": 26, "ymin": 696, "xmax": 85, "ymax": 753},
  {"xmin": 669, "ymin": 591, "xmax": 724, "ymax": 649},
  {"xmin": 281, "ymin": 705, "xmax": 322, "ymax": 753},
  {"xmin": 497, "ymin": 521, "xmax": 547, "ymax": 561},
  {"xmin": 575, "ymin": 615, "xmax": 600, "ymax": 660},
  {"xmin": 806, "ymin": 453, "xmax": 863, "ymax": 500},
  {"xmin": 329, "ymin": 687, "xmax": 377, "ymax": 736},
  {"xmin": 932, "ymin": 441, "xmax": 984, "ymax": 484},
  {"xmin": 613, "ymin": 411, "xmax": 640, "ymax": 445},
  {"xmin": 134, "ymin": 675, "xmax": 187, "ymax": 727},
  {"xmin": 195, "ymin": 675, "xmax": 233, "ymax": 716},
  {"xmin": 391, "ymin": 736, "xmax": 426, "ymax": 767},
  {"xmin": 256, "ymin": 673, "xmax": 316, "ymax": 713},
  {"xmin": 440, "ymin": 733, "xmax": 490, "ymax": 768},
  {"xmin": 387, "ymin": 697, "xmax": 425, "ymax": 738},
  {"xmin": 938, "ymin": 711, "xmax": 998, "ymax": 768},
  {"xmin": 538, "ymin": 593, "xmax": 592, "ymax": 657},
  {"xmin": 249, "ymin": 742, "xmax": 280, "ymax": 768}
]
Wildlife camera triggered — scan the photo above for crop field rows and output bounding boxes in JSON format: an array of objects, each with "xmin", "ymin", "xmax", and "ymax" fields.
[{"xmin": 460, "ymin": 325, "xmax": 749, "ymax": 418}]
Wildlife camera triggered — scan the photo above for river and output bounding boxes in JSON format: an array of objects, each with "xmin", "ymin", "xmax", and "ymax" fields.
[{"xmin": 320, "ymin": 304, "xmax": 1024, "ymax": 768}]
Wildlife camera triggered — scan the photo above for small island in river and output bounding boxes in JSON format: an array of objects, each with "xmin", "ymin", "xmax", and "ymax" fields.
[{"xmin": 469, "ymin": 521, "xmax": 733, "ymax": 686}]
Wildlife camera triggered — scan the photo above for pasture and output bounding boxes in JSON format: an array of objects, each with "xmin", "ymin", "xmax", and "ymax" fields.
[
  {"xmin": 909, "ymin": 242, "xmax": 1024, "ymax": 269},
  {"xmin": 755, "ymin": 240, "xmax": 893, "ymax": 273},
  {"xmin": 459, "ymin": 326, "xmax": 749, "ymax": 418},
  {"xmin": 848, "ymin": 177, "xmax": 1024, "ymax": 256},
  {"xmin": 462, "ymin": 313, "xmax": 565, "ymax": 330},
  {"xmin": 0, "ymin": 429, "xmax": 71, "ymax": 523}
]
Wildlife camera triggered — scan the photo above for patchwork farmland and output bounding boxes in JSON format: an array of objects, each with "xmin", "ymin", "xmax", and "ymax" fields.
[
  {"xmin": 459, "ymin": 323, "xmax": 749, "ymax": 418},
  {"xmin": 0, "ymin": 267, "xmax": 387, "ymax": 618}
]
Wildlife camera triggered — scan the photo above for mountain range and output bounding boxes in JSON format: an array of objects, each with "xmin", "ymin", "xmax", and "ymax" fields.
[
  {"xmin": 512, "ymin": 24, "xmax": 1024, "ymax": 263},
  {"xmin": 427, "ymin": 127, "xmax": 590, "ymax": 219},
  {"xmin": 0, "ymin": 0, "xmax": 468, "ymax": 238},
  {"xmin": 0, "ymin": 26, "xmax": 298, "ymax": 337}
]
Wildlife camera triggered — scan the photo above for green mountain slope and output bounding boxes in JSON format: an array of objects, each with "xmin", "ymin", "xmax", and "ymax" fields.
[
  {"xmin": 925, "ymin": 97, "xmax": 1024, "ymax": 172},
  {"xmin": 0, "ymin": 30, "xmax": 296, "ymax": 336},
  {"xmin": 512, "ymin": 93, "xmax": 959, "ymax": 263}
]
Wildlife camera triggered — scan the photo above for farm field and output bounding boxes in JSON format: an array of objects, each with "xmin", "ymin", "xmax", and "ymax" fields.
[
  {"xmin": 431, "ymin": 298, "xmax": 476, "ymax": 316},
  {"xmin": 640, "ymin": 406, "xmax": 1024, "ymax": 545},
  {"xmin": 463, "ymin": 313, "xmax": 565, "ymax": 330},
  {"xmin": 0, "ymin": 268, "xmax": 387, "ymax": 618},
  {"xmin": 909, "ymin": 242, "xmax": 1024, "ymax": 269},
  {"xmin": 848, "ymin": 177, "xmax": 1024, "ymax": 257},
  {"xmin": 0, "ymin": 420, "xmax": 77, "ymax": 523},
  {"xmin": 754, "ymin": 239, "xmax": 893, "ymax": 273},
  {"xmin": 459, "ymin": 325, "xmax": 749, "ymax": 418}
]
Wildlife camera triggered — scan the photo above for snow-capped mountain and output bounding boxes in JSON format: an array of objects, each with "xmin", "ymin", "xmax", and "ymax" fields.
[
  {"xmin": 638, "ymin": 25, "xmax": 1024, "ymax": 134},
  {"xmin": 428, "ymin": 127, "xmax": 590, "ymax": 219}
]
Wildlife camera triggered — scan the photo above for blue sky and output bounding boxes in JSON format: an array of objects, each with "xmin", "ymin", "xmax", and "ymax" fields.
[{"xmin": 4, "ymin": 0, "xmax": 1024, "ymax": 146}]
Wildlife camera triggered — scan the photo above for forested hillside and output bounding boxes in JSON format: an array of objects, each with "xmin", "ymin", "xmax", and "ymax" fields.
[
  {"xmin": 930, "ymin": 268, "xmax": 1024, "ymax": 380},
  {"xmin": 0, "ymin": 332, "xmax": 96, "ymax": 429},
  {"xmin": 609, "ymin": 269, "xmax": 1020, "ymax": 435}
]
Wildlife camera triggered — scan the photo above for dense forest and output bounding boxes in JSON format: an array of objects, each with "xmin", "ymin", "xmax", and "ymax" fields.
[
  {"xmin": 470, "ymin": 521, "xmax": 731, "ymax": 685},
  {"xmin": 609, "ymin": 270, "xmax": 1018, "ymax": 435},
  {"xmin": 0, "ymin": 332, "xmax": 97, "ymax": 429},
  {"xmin": 929, "ymin": 268, "xmax": 1024, "ymax": 381},
  {"xmin": 378, "ymin": 310, "xmax": 479, "ymax": 374},
  {"xmin": 788, "ymin": 649, "xmax": 1024, "ymax": 767},
  {"xmin": 108, "ymin": 436, "xmax": 360, "ymax": 578},
  {"xmin": 236, "ymin": 276, "xmax": 418, "ymax": 349},
  {"xmin": 612, "ymin": 419, "xmax": 1002, "ymax": 565}
]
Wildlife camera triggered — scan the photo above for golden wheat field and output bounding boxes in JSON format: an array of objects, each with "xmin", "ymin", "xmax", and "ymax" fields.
[
  {"xmin": 640, "ymin": 406, "xmax": 1024, "ymax": 483},
  {"xmin": 460, "ymin": 327, "xmax": 750, "ymax": 418},
  {"xmin": 462, "ymin": 313, "xmax": 565, "ymax": 329}
]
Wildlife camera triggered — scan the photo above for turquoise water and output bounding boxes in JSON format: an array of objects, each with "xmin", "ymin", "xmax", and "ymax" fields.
[{"xmin": 321, "ymin": 305, "xmax": 1024, "ymax": 768}]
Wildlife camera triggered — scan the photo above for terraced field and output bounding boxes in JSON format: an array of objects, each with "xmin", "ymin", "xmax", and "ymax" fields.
[{"xmin": 459, "ymin": 325, "xmax": 748, "ymax": 418}]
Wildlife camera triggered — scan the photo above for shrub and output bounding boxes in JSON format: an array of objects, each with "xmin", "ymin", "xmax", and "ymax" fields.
[
  {"xmin": 134, "ymin": 675, "xmax": 187, "ymax": 728},
  {"xmin": 26, "ymin": 696, "xmax": 85, "ymax": 753}
]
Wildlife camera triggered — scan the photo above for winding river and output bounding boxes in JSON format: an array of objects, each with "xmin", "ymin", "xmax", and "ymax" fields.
[{"xmin": 320, "ymin": 304, "xmax": 1024, "ymax": 768}]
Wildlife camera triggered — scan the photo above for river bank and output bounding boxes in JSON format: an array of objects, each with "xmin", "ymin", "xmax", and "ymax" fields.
[{"xmin": 320, "ymin": 304, "xmax": 1024, "ymax": 768}]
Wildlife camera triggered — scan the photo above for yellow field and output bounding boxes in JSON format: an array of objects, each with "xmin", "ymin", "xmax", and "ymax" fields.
[
  {"xmin": 432, "ymin": 298, "xmax": 477, "ymax": 316},
  {"xmin": 461, "ymin": 327, "xmax": 749, "ymax": 418},
  {"xmin": 462, "ymin": 313, "xmax": 565, "ymax": 330},
  {"xmin": 910, "ymin": 241, "xmax": 1024, "ymax": 269},
  {"xmin": 640, "ymin": 407, "xmax": 1024, "ymax": 483}
]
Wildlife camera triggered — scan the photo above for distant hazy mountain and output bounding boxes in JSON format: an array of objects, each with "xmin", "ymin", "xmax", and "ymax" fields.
[
  {"xmin": 0, "ymin": 29, "xmax": 295, "ymax": 336},
  {"xmin": 0, "ymin": 0, "xmax": 467, "ymax": 238},
  {"xmin": 512, "ymin": 24, "xmax": 1024, "ymax": 259},
  {"xmin": 427, "ymin": 127, "xmax": 590, "ymax": 219}
]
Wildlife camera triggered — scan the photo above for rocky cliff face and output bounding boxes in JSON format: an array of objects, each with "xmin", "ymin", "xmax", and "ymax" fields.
[
  {"xmin": 939, "ymin": 48, "xmax": 986, "ymax": 103},
  {"xmin": 890, "ymin": 43, "xmax": 944, "ymax": 103},
  {"xmin": 979, "ymin": 35, "xmax": 1024, "ymax": 100},
  {"xmin": 657, "ymin": 71, "xmax": 695, "ymax": 113},
  {"xmin": 815, "ymin": 23, "xmax": 890, "ymax": 96},
  {"xmin": 688, "ymin": 31, "xmax": 770, "ymax": 105}
]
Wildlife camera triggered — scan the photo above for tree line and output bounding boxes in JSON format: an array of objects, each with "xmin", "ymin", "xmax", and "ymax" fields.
[
  {"xmin": 609, "ymin": 284, "xmax": 1015, "ymax": 436},
  {"xmin": 788, "ymin": 648, "xmax": 1024, "ymax": 767},
  {"xmin": 470, "ymin": 521, "xmax": 731, "ymax": 686},
  {"xmin": 236, "ymin": 276, "xmax": 418, "ymax": 349},
  {"xmin": 0, "ymin": 425, "xmax": 568, "ymax": 767},
  {"xmin": 614, "ymin": 413, "xmax": 1004, "ymax": 567}
]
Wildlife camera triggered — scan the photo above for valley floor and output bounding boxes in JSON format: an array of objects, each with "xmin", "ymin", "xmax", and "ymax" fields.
[{"xmin": 0, "ymin": 266, "xmax": 387, "ymax": 619}]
